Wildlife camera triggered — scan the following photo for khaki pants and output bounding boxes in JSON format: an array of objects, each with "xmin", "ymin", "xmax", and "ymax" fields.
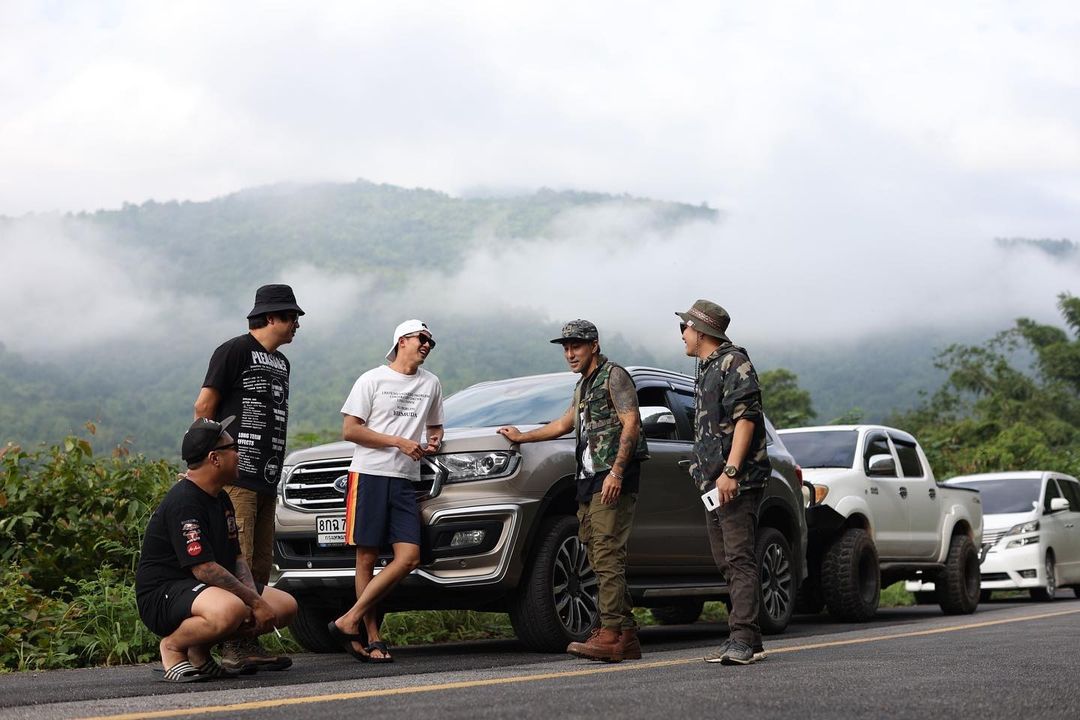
[
  {"xmin": 704, "ymin": 487, "xmax": 762, "ymax": 646},
  {"xmin": 225, "ymin": 485, "xmax": 277, "ymax": 585},
  {"xmin": 577, "ymin": 492, "xmax": 638, "ymax": 631}
]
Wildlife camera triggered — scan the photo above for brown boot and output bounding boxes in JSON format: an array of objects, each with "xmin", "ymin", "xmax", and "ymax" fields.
[
  {"xmin": 619, "ymin": 627, "xmax": 642, "ymax": 660},
  {"xmin": 567, "ymin": 627, "xmax": 623, "ymax": 663}
]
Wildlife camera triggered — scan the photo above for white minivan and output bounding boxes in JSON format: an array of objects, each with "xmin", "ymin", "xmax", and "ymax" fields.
[{"xmin": 910, "ymin": 471, "xmax": 1080, "ymax": 601}]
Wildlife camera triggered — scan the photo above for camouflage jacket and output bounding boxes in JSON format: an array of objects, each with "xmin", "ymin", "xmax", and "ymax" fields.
[
  {"xmin": 572, "ymin": 356, "xmax": 649, "ymax": 474},
  {"xmin": 690, "ymin": 342, "xmax": 771, "ymax": 493}
]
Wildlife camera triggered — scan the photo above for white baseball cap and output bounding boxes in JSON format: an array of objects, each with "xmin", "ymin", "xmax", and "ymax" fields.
[{"xmin": 386, "ymin": 319, "xmax": 435, "ymax": 360}]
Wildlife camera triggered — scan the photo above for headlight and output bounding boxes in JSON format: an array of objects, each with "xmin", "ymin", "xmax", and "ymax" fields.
[
  {"xmin": 1005, "ymin": 520, "xmax": 1039, "ymax": 536},
  {"xmin": 1006, "ymin": 535, "xmax": 1040, "ymax": 549},
  {"xmin": 436, "ymin": 451, "xmax": 520, "ymax": 483}
]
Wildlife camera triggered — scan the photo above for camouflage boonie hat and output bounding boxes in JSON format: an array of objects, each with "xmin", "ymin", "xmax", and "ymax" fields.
[
  {"xmin": 676, "ymin": 299, "xmax": 730, "ymax": 340},
  {"xmin": 550, "ymin": 319, "xmax": 599, "ymax": 344}
]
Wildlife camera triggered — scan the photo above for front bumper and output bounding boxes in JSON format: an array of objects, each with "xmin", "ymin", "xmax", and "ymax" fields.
[
  {"xmin": 272, "ymin": 501, "xmax": 536, "ymax": 596},
  {"xmin": 905, "ymin": 541, "xmax": 1044, "ymax": 592}
]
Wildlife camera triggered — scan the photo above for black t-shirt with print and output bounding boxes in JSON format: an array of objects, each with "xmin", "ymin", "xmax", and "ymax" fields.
[
  {"xmin": 135, "ymin": 478, "xmax": 240, "ymax": 597},
  {"xmin": 202, "ymin": 333, "xmax": 290, "ymax": 495}
]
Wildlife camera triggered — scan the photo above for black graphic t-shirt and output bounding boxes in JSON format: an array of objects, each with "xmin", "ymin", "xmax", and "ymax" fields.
[
  {"xmin": 202, "ymin": 334, "xmax": 290, "ymax": 494},
  {"xmin": 135, "ymin": 477, "xmax": 240, "ymax": 596}
]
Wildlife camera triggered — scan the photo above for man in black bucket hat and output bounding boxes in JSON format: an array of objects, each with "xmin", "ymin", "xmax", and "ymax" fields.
[
  {"xmin": 677, "ymin": 299, "xmax": 771, "ymax": 666},
  {"xmin": 193, "ymin": 284, "xmax": 304, "ymax": 672}
]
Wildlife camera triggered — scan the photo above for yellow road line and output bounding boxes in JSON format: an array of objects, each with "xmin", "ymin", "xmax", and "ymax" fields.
[{"xmin": 80, "ymin": 607, "xmax": 1080, "ymax": 720}]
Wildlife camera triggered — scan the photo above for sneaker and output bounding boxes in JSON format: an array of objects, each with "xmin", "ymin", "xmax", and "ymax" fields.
[
  {"xmin": 221, "ymin": 638, "xmax": 292, "ymax": 673},
  {"xmin": 703, "ymin": 639, "xmax": 732, "ymax": 663},
  {"xmin": 720, "ymin": 639, "xmax": 756, "ymax": 665}
]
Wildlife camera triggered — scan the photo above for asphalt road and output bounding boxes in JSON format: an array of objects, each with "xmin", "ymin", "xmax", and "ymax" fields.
[{"xmin": 2, "ymin": 594, "xmax": 1079, "ymax": 720}]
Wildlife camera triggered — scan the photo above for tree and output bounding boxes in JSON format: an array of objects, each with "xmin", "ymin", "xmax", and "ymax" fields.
[
  {"xmin": 892, "ymin": 293, "xmax": 1080, "ymax": 479},
  {"xmin": 761, "ymin": 368, "xmax": 816, "ymax": 429}
]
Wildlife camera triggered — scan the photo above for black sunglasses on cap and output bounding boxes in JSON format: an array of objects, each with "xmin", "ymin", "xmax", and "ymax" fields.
[{"xmin": 212, "ymin": 442, "xmax": 238, "ymax": 452}]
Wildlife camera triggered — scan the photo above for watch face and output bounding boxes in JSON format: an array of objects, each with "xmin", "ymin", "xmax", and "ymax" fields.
[{"xmin": 724, "ymin": 465, "xmax": 738, "ymax": 477}]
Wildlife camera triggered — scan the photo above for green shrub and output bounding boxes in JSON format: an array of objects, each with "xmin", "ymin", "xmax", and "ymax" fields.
[{"xmin": 0, "ymin": 428, "xmax": 176, "ymax": 593}]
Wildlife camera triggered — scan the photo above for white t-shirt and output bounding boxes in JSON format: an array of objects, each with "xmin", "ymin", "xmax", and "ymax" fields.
[{"xmin": 341, "ymin": 364, "xmax": 444, "ymax": 480}]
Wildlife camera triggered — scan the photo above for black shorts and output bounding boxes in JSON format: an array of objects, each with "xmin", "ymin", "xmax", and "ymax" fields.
[
  {"xmin": 137, "ymin": 578, "xmax": 265, "ymax": 637},
  {"xmin": 344, "ymin": 472, "xmax": 421, "ymax": 548}
]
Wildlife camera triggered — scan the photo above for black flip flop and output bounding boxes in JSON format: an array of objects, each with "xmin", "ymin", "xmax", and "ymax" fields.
[
  {"xmin": 326, "ymin": 621, "xmax": 371, "ymax": 662},
  {"xmin": 365, "ymin": 640, "xmax": 394, "ymax": 664}
]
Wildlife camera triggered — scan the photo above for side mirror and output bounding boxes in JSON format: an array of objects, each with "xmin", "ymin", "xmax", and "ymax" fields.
[
  {"xmin": 1050, "ymin": 497, "xmax": 1070, "ymax": 512},
  {"xmin": 640, "ymin": 406, "xmax": 677, "ymax": 440},
  {"xmin": 867, "ymin": 454, "xmax": 896, "ymax": 477}
]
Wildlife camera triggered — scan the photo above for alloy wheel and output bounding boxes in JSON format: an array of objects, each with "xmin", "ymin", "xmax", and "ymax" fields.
[
  {"xmin": 760, "ymin": 541, "xmax": 793, "ymax": 622},
  {"xmin": 551, "ymin": 535, "xmax": 598, "ymax": 636}
]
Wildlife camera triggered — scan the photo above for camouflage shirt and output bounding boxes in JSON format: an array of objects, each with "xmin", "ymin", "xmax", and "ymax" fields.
[{"xmin": 690, "ymin": 342, "xmax": 771, "ymax": 493}]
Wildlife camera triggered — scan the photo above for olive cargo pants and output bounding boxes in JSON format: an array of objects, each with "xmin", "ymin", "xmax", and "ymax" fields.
[{"xmin": 578, "ymin": 492, "xmax": 638, "ymax": 631}]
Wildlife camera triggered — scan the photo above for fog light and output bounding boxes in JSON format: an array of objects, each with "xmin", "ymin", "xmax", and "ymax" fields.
[
  {"xmin": 1019, "ymin": 569, "xmax": 1037, "ymax": 579},
  {"xmin": 450, "ymin": 529, "xmax": 486, "ymax": 548}
]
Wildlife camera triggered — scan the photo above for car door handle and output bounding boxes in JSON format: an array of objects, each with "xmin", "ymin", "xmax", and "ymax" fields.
[
  {"xmin": 677, "ymin": 459, "xmax": 692, "ymax": 469},
  {"xmin": 899, "ymin": 486, "xmax": 908, "ymax": 499},
  {"xmin": 1067, "ymin": 523, "xmax": 1075, "ymax": 529},
  {"xmin": 928, "ymin": 488, "xmax": 936, "ymax": 499}
]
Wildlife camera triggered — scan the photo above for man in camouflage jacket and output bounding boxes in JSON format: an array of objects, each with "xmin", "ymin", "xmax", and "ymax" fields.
[
  {"xmin": 677, "ymin": 299, "xmax": 771, "ymax": 666},
  {"xmin": 498, "ymin": 320, "xmax": 648, "ymax": 662}
]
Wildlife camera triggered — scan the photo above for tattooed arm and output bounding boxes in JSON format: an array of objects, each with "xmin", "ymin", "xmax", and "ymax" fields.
[
  {"xmin": 191, "ymin": 560, "xmax": 276, "ymax": 634},
  {"xmin": 601, "ymin": 367, "xmax": 641, "ymax": 504}
]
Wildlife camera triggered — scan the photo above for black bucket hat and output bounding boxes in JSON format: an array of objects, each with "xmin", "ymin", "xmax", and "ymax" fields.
[{"xmin": 247, "ymin": 284, "xmax": 305, "ymax": 319}]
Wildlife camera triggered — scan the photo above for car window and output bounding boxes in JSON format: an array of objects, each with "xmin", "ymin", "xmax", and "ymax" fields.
[
  {"xmin": 1057, "ymin": 479, "xmax": 1080, "ymax": 512},
  {"xmin": 1044, "ymin": 478, "xmax": 1063, "ymax": 513},
  {"xmin": 668, "ymin": 390, "xmax": 696, "ymax": 442},
  {"xmin": 949, "ymin": 477, "xmax": 1042, "ymax": 514},
  {"xmin": 443, "ymin": 373, "xmax": 577, "ymax": 427},
  {"xmin": 891, "ymin": 437, "xmax": 924, "ymax": 478},
  {"xmin": 778, "ymin": 430, "xmax": 857, "ymax": 468},
  {"xmin": 863, "ymin": 433, "xmax": 896, "ymax": 477},
  {"xmin": 638, "ymin": 386, "xmax": 679, "ymax": 442}
]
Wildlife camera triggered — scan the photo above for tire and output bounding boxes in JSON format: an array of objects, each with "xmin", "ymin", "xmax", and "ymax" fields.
[
  {"xmin": 1030, "ymin": 552, "xmax": 1057, "ymax": 601},
  {"xmin": 913, "ymin": 591, "xmax": 937, "ymax": 605},
  {"xmin": 290, "ymin": 599, "xmax": 342, "ymax": 653},
  {"xmin": 650, "ymin": 600, "xmax": 705, "ymax": 625},
  {"xmin": 509, "ymin": 515, "xmax": 598, "ymax": 652},
  {"xmin": 821, "ymin": 528, "xmax": 880, "ymax": 622},
  {"xmin": 937, "ymin": 533, "xmax": 980, "ymax": 615},
  {"xmin": 757, "ymin": 526, "xmax": 795, "ymax": 634}
]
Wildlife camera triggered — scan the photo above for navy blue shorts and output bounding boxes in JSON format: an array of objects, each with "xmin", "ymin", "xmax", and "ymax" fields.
[{"xmin": 344, "ymin": 472, "xmax": 421, "ymax": 548}]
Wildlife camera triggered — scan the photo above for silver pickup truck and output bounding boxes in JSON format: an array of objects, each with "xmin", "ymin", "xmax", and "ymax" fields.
[
  {"xmin": 777, "ymin": 425, "xmax": 983, "ymax": 621},
  {"xmin": 273, "ymin": 367, "xmax": 808, "ymax": 653}
]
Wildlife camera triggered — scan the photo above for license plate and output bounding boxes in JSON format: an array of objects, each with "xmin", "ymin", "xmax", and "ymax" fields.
[{"xmin": 316, "ymin": 515, "xmax": 347, "ymax": 547}]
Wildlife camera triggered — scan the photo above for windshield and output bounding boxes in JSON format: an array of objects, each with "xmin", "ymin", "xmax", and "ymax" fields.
[
  {"xmin": 948, "ymin": 478, "xmax": 1041, "ymax": 514},
  {"xmin": 444, "ymin": 373, "xmax": 577, "ymax": 428},
  {"xmin": 779, "ymin": 430, "xmax": 858, "ymax": 469}
]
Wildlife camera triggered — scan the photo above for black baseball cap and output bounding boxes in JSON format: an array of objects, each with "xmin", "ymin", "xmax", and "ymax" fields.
[{"xmin": 181, "ymin": 416, "xmax": 236, "ymax": 467}]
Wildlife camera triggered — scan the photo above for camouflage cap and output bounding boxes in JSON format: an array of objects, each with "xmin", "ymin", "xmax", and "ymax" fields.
[
  {"xmin": 676, "ymin": 299, "xmax": 730, "ymax": 340},
  {"xmin": 550, "ymin": 319, "xmax": 599, "ymax": 344}
]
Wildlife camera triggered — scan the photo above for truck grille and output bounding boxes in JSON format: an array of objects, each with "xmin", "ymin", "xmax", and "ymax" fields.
[{"xmin": 282, "ymin": 458, "xmax": 442, "ymax": 511}]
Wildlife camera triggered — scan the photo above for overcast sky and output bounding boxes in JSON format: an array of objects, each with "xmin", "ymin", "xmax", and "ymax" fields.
[{"xmin": 1, "ymin": 1, "xmax": 1077, "ymax": 354}]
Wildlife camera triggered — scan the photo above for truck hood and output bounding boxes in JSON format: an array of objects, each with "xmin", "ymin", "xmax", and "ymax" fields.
[
  {"xmin": 797, "ymin": 467, "xmax": 856, "ymax": 484},
  {"xmin": 284, "ymin": 424, "xmax": 549, "ymax": 465}
]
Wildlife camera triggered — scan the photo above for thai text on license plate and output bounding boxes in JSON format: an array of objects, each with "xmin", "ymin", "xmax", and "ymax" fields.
[{"xmin": 316, "ymin": 515, "xmax": 347, "ymax": 547}]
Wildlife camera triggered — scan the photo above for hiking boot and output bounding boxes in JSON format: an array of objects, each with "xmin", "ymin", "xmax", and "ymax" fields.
[
  {"xmin": 720, "ymin": 639, "xmax": 756, "ymax": 666},
  {"xmin": 567, "ymin": 627, "xmax": 623, "ymax": 663},
  {"xmin": 221, "ymin": 637, "xmax": 292, "ymax": 673},
  {"xmin": 703, "ymin": 639, "xmax": 731, "ymax": 663},
  {"xmin": 619, "ymin": 627, "xmax": 642, "ymax": 660}
]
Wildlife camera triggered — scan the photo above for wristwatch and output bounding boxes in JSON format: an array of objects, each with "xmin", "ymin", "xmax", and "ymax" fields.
[{"xmin": 723, "ymin": 464, "xmax": 741, "ymax": 479}]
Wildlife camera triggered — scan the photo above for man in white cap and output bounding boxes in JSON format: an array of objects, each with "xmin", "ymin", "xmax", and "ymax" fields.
[{"xmin": 328, "ymin": 320, "xmax": 444, "ymax": 662}]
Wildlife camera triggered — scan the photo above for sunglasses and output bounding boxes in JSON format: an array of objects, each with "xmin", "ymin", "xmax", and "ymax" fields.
[
  {"xmin": 212, "ymin": 442, "xmax": 239, "ymax": 452},
  {"xmin": 406, "ymin": 332, "xmax": 436, "ymax": 348},
  {"xmin": 679, "ymin": 323, "xmax": 687, "ymax": 334}
]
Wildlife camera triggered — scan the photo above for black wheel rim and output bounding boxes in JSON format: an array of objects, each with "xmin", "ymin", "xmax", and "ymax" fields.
[
  {"xmin": 552, "ymin": 535, "xmax": 598, "ymax": 636},
  {"xmin": 761, "ymin": 542, "xmax": 792, "ymax": 621}
]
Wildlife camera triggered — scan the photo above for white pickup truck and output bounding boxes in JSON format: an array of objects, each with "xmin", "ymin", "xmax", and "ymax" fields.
[{"xmin": 777, "ymin": 425, "xmax": 983, "ymax": 621}]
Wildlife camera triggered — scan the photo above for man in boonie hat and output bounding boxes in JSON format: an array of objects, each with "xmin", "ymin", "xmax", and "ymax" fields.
[
  {"xmin": 135, "ymin": 416, "xmax": 297, "ymax": 682},
  {"xmin": 193, "ymin": 284, "xmax": 304, "ymax": 672},
  {"xmin": 677, "ymin": 299, "xmax": 771, "ymax": 666},
  {"xmin": 331, "ymin": 319, "xmax": 444, "ymax": 663},
  {"xmin": 498, "ymin": 319, "xmax": 649, "ymax": 663}
]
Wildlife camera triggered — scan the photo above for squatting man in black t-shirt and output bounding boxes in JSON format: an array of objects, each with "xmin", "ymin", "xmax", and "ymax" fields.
[
  {"xmin": 135, "ymin": 417, "xmax": 297, "ymax": 683},
  {"xmin": 194, "ymin": 283, "xmax": 302, "ymax": 671}
]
